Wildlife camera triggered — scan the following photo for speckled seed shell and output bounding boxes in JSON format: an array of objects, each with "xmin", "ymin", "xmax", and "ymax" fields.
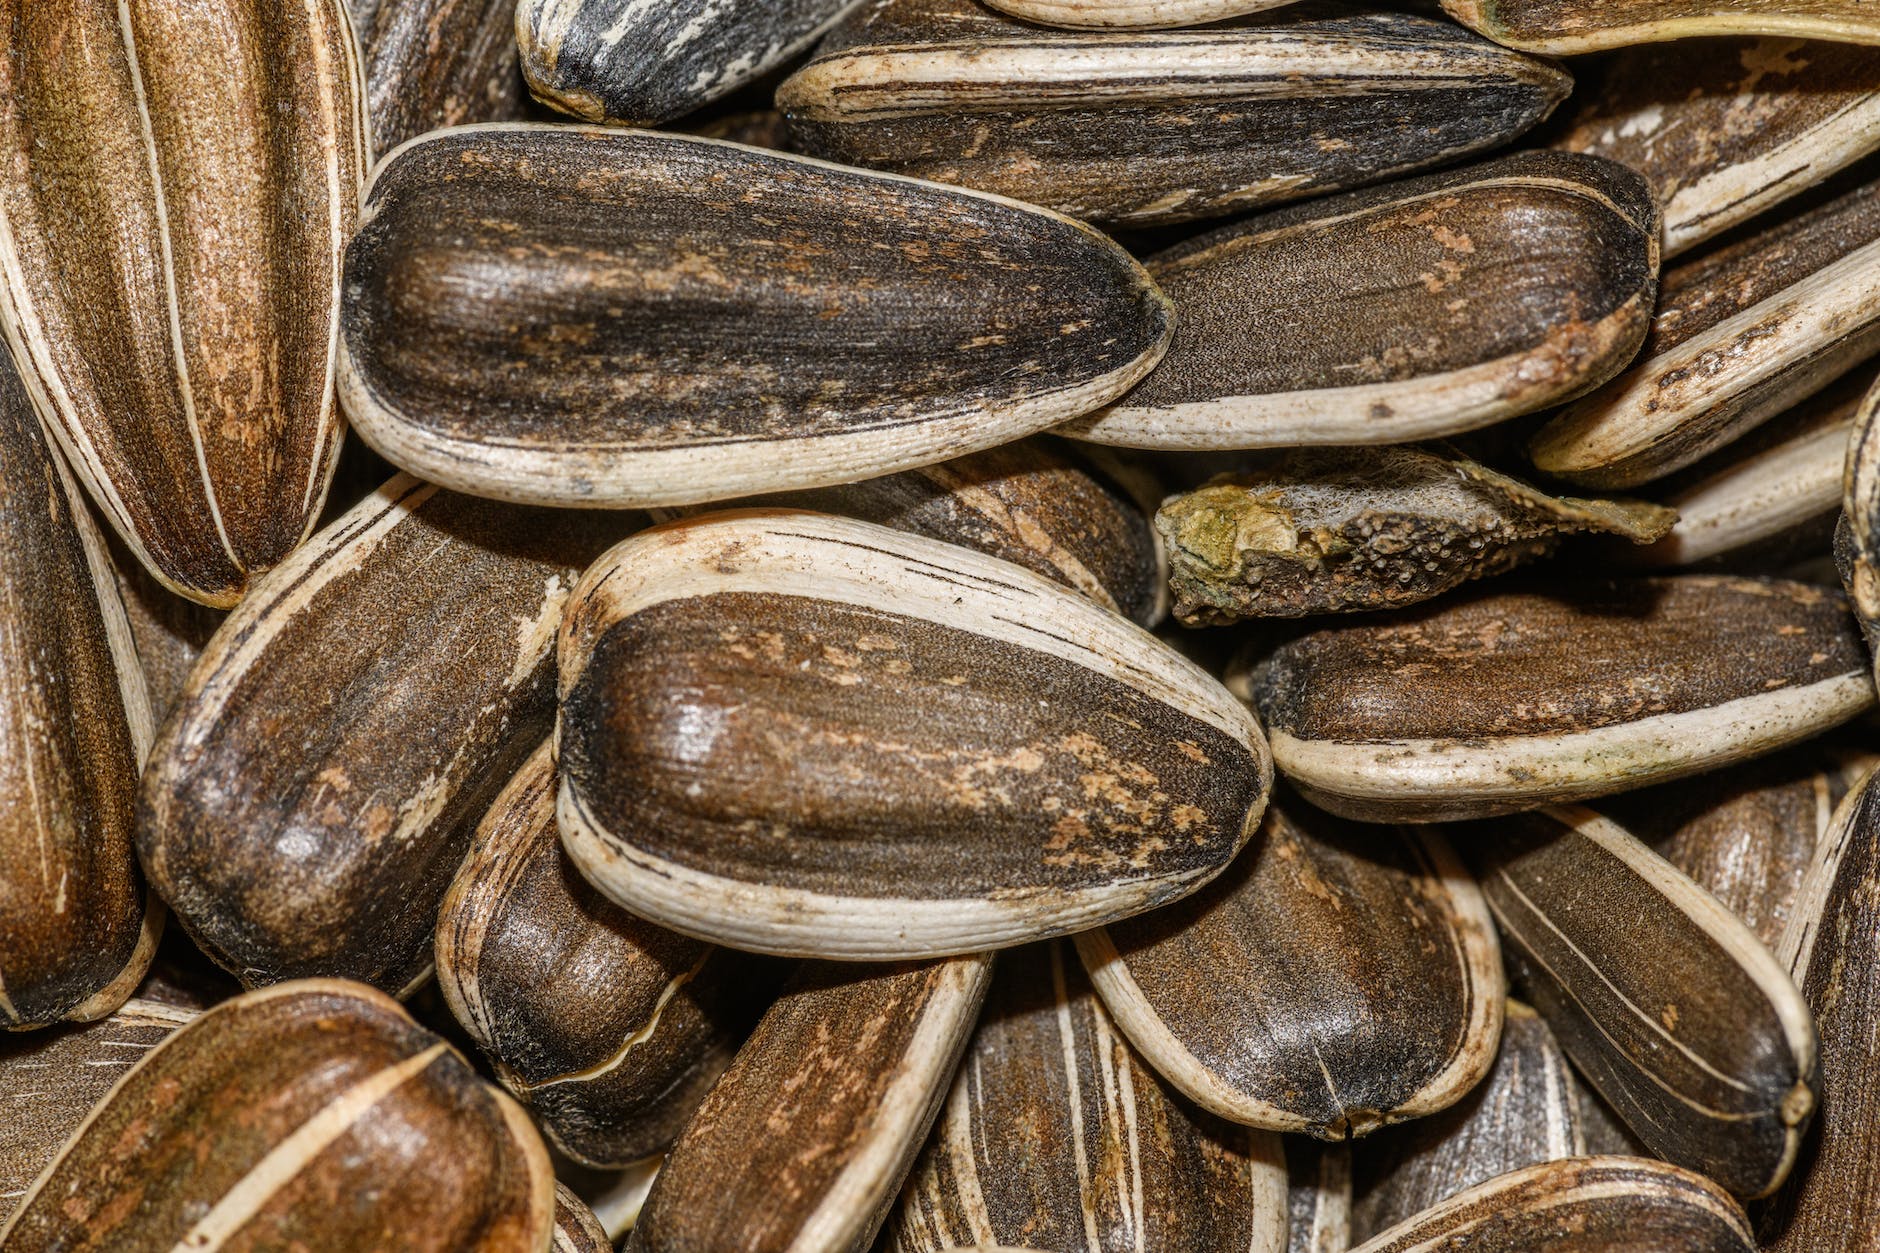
[
  {"xmin": 0, "ymin": 980, "xmax": 554, "ymax": 1251},
  {"xmin": 887, "ymin": 942, "xmax": 1287, "ymax": 1253},
  {"xmin": 628, "ymin": 956, "xmax": 992, "ymax": 1253},
  {"xmin": 1842, "ymin": 367, "xmax": 1880, "ymax": 643},
  {"xmin": 779, "ymin": 1, "xmax": 1571, "ymax": 229},
  {"xmin": 553, "ymin": 1185, "xmax": 611, "ymax": 1253},
  {"xmin": 557, "ymin": 511, "xmax": 1273, "ymax": 960},
  {"xmin": 1439, "ymin": 0, "xmax": 1880, "ymax": 54},
  {"xmin": 1065, "ymin": 151, "xmax": 1658, "ymax": 449},
  {"xmin": 518, "ymin": 0, "xmax": 859, "ymax": 126},
  {"xmin": 1348, "ymin": 1157, "xmax": 1756, "ymax": 1253},
  {"xmin": 0, "ymin": 998, "xmax": 196, "ymax": 1220},
  {"xmin": 338, "ymin": 125, "xmax": 1170, "ymax": 510},
  {"xmin": 1558, "ymin": 39, "xmax": 1880, "ymax": 258},
  {"xmin": 350, "ymin": 0, "xmax": 528, "ymax": 152},
  {"xmin": 1479, "ymin": 806, "xmax": 1817, "ymax": 1199},
  {"xmin": 0, "ymin": 0, "xmax": 367, "ymax": 607},
  {"xmin": 1076, "ymin": 804, "xmax": 1503, "ymax": 1138},
  {"xmin": 139, "ymin": 476, "xmax": 631, "ymax": 995},
  {"xmin": 1286, "ymin": 1140, "xmax": 1351, "ymax": 1253},
  {"xmin": 1247, "ymin": 576, "xmax": 1874, "ymax": 823},
  {"xmin": 1155, "ymin": 444, "xmax": 1674, "ymax": 623},
  {"xmin": 0, "ymin": 353, "xmax": 159, "ymax": 1032},
  {"xmin": 1531, "ymin": 173, "xmax": 1880, "ymax": 490},
  {"xmin": 1348, "ymin": 1002, "xmax": 1583, "ymax": 1244},
  {"xmin": 101, "ymin": 527, "xmax": 224, "ymax": 725},
  {"xmin": 983, "ymin": 0, "xmax": 1304, "ymax": 26},
  {"xmin": 435, "ymin": 741, "xmax": 767, "ymax": 1168}
]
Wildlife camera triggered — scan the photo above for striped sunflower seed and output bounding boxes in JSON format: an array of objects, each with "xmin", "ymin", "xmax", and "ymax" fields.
[
  {"xmin": 1286, "ymin": 1140, "xmax": 1352, "ymax": 1253},
  {"xmin": 1246, "ymin": 576, "xmax": 1873, "ymax": 822},
  {"xmin": 0, "ymin": 979, "xmax": 554, "ymax": 1251},
  {"xmin": 1075, "ymin": 800, "xmax": 1503, "ymax": 1137},
  {"xmin": 0, "ymin": 0, "xmax": 368, "ymax": 607},
  {"xmin": 1064, "ymin": 151, "xmax": 1659, "ymax": 450},
  {"xmin": 350, "ymin": 0, "xmax": 528, "ymax": 152},
  {"xmin": 627, "ymin": 956, "xmax": 992, "ymax": 1253},
  {"xmin": 556, "ymin": 512, "xmax": 1273, "ymax": 960},
  {"xmin": 434, "ymin": 740, "xmax": 772, "ymax": 1168},
  {"xmin": 886, "ymin": 941, "xmax": 1287, "ymax": 1253},
  {"xmin": 554, "ymin": 1185, "xmax": 612, "ymax": 1253},
  {"xmin": 138, "ymin": 477, "xmax": 630, "ymax": 994},
  {"xmin": 1439, "ymin": 0, "xmax": 1880, "ymax": 54},
  {"xmin": 337, "ymin": 125, "xmax": 1170, "ymax": 509},
  {"xmin": 101, "ymin": 526, "xmax": 225, "ymax": 726},
  {"xmin": 777, "ymin": 1, "xmax": 1572, "ymax": 228},
  {"xmin": 1840, "ymin": 365, "xmax": 1880, "ymax": 646},
  {"xmin": 1155, "ymin": 444, "xmax": 1674, "ymax": 623},
  {"xmin": 983, "ymin": 0, "xmax": 1306, "ymax": 26},
  {"xmin": 1477, "ymin": 806, "xmax": 1817, "ymax": 1199}
]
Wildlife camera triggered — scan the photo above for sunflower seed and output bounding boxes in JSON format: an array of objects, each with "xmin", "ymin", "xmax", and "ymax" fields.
[
  {"xmin": 0, "ymin": 0, "xmax": 367, "ymax": 607},
  {"xmin": 984, "ymin": 0, "xmax": 1305, "ymax": 25},
  {"xmin": 1439, "ymin": 0, "xmax": 1880, "ymax": 54},
  {"xmin": 1064, "ymin": 151, "xmax": 1658, "ymax": 450},
  {"xmin": 1156, "ymin": 444, "xmax": 1674, "ymax": 623},
  {"xmin": 1286, "ymin": 1139, "xmax": 1352, "ymax": 1253},
  {"xmin": 434, "ymin": 740, "xmax": 772, "ymax": 1168},
  {"xmin": 1348, "ymin": 1157, "xmax": 1756, "ymax": 1253},
  {"xmin": 100, "ymin": 527, "xmax": 224, "ymax": 726},
  {"xmin": 1076, "ymin": 801, "xmax": 1502, "ymax": 1137},
  {"xmin": 138, "ymin": 477, "xmax": 629, "ymax": 994},
  {"xmin": 554, "ymin": 1184, "xmax": 612, "ymax": 1253},
  {"xmin": 0, "ymin": 979, "xmax": 554, "ymax": 1250},
  {"xmin": 777, "ymin": 1, "xmax": 1571, "ymax": 228},
  {"xmin": 557, "ymin": 512, "xmax": 1272, "ymax": 960},
  {"xmin": 681, "ymin": 109, "xmax": 797, "ymax": 152},
  {"xmin": 885, "ymin": 941, "xmax": 1286, "ymax": 1253},
  {"xmin": 627, "ymin": 956, "xmax": 992, "ymax": 1253},
  {"xmin": 1478, "ymin": 805, "xmax": 1817, "ymax": 1199},
  {"xmin": 1531, "ymin": 170, "xmax": 1880, "ymax": 489},
  {"xmin": 350, "ymin": 0, "xmax": 528, "ymax": 152},
  {"xmin": 337, "ymin": 125, "xmax": 1170, "ymax": 509},
  {"xmin": 1840, "ymin": 364, "xmax": 1880, "ymax": 646},
  {"xmin": 1246, "ymin": 576, "xmax": 1873, "ymax": 822}
]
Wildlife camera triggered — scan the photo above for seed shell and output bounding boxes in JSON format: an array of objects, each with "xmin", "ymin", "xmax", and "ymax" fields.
[
  {"xmin": 1286, "ymin": 1140, "xmax": 1352, "ymax": 1253},
  {"xmin": 350, "ymin": 0, "xmax": 528, "ymax": 152},
  {"xmin": 983, "ymin": 0, "xmax": 1305, "ymax": 26},
  {"xmin": 1841, "ymin": 365, "xmax": 1880, "ymax": 645},
  {"xmin": 557, "ymin": 511, "xmax": 1273, "ymax": 960},
  {"xmin": 1439, "ymin": 0, "xmax": 1880, "ymax": 54},
  {"xmin": 100, "ymin": 528, "xmax": 225, "ymax": 726},
  {"xmin": 1065, "ymin": 151, "xmax": 1658, "ymax": 449},
  {"xmin": 886, "ymin": 941, "xmax": 1287, "ymax": 1253},
  {"xmin": 778, "ymin": 1, "xmax": 1572, "ymax": 228},
  {"xmin": 554, "ymin": 1184, "xmax": 611, "ymax": 1253}
]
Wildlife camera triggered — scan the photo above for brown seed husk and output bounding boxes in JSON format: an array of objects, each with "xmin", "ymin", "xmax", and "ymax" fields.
[
  {"xmin": 1440, "ymin": 0, "xmax": 1880, "ymax": 54},
  {"xmin": 350, "ymin": 0, "xmax": 528, "ymax": 152},
  {"xmin": 1841, "ymin": 365, "xmax": 1880, "ymax": 655},
  {"xmin": 553, "ymin": 1184, "xmax": 612, "ymax": 1253},
  {"xmin": 985, "ymin": 0, "xmax": 1305, "ymax": 25},
  {"xmin": 1286, "ymin": 1139, "xmax": 1352, "ymax": 1253}
]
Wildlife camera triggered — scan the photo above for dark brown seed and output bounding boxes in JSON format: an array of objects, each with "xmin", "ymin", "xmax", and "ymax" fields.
[
  {"xmin": 554, "ymin": 1184, "xmax": 612, "ymax": 1253},
  {"xmin": 1156, "ymin": 444, "xmax": 1674, "ymax": 623},
  {"xmin": 1076, "ymin": 801, "xmax": 1502, "ymax": 1137},
  {"xmin": 557, "ymin": 512, "xmax": 1272, "ymax": 960},
  {"xmin": 1578, "ymin": 1083, "xmax": 1650, "ymax": 1158},
  {"xmin": 1286, "ymin": 1139, "xmax": 1352, "ymax": 1253},
  {"xmin": 1247, "ymin": 576, "xmax": 1873, "ymax": 822},
  {"xmin": 779, "ymin": 1, "xmax": 1571, "ymax": 229},
  {"xmin": 100, "ymin": 526, "xmax": 225, "ymax": 725},
  {"xmin": 985, "ymin": 0, "xmax": 1305, "ymax": 26},
  {"xmin": 434, "ymin": 740, "xmax": 771, "ymax": 1167},
  {"xmin": 885, "ymin": 942, "xmax": 1286, "ymax": 1253},
  {"xmin": 139, "ymin": 476, "xmax": 630, "ymax": 994},
  {"xmin": 1841, "ymin": 365, "xmax": 1880, "ymax": 650},
  {"xmin": 0, "ymin": 0, "xmax": 367, "ymax": 607},
  {"xmin": 1065, "ymin": 151, "xmax": 1658, "ymax": 449},
  {"xmin": 1478, "ymin": 806, "xmax": 1816, "ymax": 1199},
  {"xmin": 1439, "ymin": 0, "xmax": 1880, "ymax": 54},
  {"xmin": 0, "ymin": 979, "xmax": 553, "ymax": 1250},
  {"xmin": 1347, "ymin": 1157, "xmax": 1756, "ymax": 1253},
  {"xmin": 338, "ymin": 126, "xmax": 1168, "ymax": 510},
  {"xmin": 349, "ymin": 0, "xmax": 528, "ymax": 152},
  {"xmin": 628, "ymin": 956, "xmax": 992, "ymax": 1253}
]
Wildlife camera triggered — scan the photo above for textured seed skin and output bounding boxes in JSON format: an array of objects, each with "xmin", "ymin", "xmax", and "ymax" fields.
[
  {"xmin": 0, "ymin": 0, "xmax": 367, "ymax": 607},
  {"xmin": 435, "ymin": 741, "xmax": 770, "ymax": 1168},
  {"xmin": 628, "ymin": 956, "xmax": 992, "ymax": 1253},
  {"xmin": 1078, "ymin": 802, "xmax": 1502, "ymax": 1138},
  {"xmin": 139, "ymin": 477, "xmax": 631, "ymax": 995},
  {"xmin": 0, "ymin": 980, "xmax": 554, "ymax": 1251},
  {"xmin": 887, "ymin": 942, "xmax": 1287, "ymax": 1253},
  {"xmin": 780, "ymin": 0, "xmax": 1571, "ymax": 228},
  {"xmin": 1480, "ymin": 807, "xmax": 1817, "ymax": 1199},
  {"xmin": 553, "ymin": 1185, "xmax": 611, "ymax": 1253},
  {"xmin": 1066, "ymin": 151, "xmax": 1659, "ymax": 449},
  {"xmin": 350, "ymin": 0, "xmax": 528, "ymax": 152},
  {"xmin": 984, "ymin": 0, "xmax": 1305, "ymax": 26},
  {"xmin": 1441, "ymin": 0, "xmax": 1880, "ymax": 53},
  {"xmin": 1843, "ymin": 367, "xmax": 1880, "ymax": 653},
  {"xmin": 101, "ymin": 528, "xmax": 224, "ymax": 726},
  {"xmin": 1285, "ymin": 1139, "xmax": 1351, "ymax": 1253}
]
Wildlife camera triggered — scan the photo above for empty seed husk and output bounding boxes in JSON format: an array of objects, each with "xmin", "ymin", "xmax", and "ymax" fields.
[
  {"xmin": 0, "ymin": 0, "xmax": 367, "ymax": 607},
  {"xmin": 777, "ymin": 1, "xmax": 1572, "ymax": 229},
  {"xmin": 557, "ymin": 512, "xmax": 1273, "ymax": 960},
  {"xmin": 1246, "ymin": 576, "xmax": 1873, "ymax": 822},
  {"xmin": 518, "ymin": 0, "xmax": 860, "ymax": 126},
  {"xmin": 1841, "ymin": 365, "xmax": 1880, "ymax": 643},
  {"xmin": 1439, "ymin": 0, "xmax": 1880, "ymax": 54},
  {"xmin": 886, "ymin": 941, "xmax": 1287, "ymax": 1253},
  {"xmin": 1348, "ymin": 1157, "xmax": 1755, "ymax": 1253},
  {"xmin": 628, "ymin": 956, "xmax": 992, "ymax": 1253},
  {"xmin": 1157, "ymin": 444, "xmax": 1675, "ymax": 623},
  {"xmin": 983, "ymin": 0, "xmax": 1305, "ymax": 25},
  {"xmin": 139, "ymin": 477, "xmax": 630, "ymax": 994},
  {"xmin": 1477, "ymin": 805, "xmax": 1817, "ymax": 1199},
  {"xmin": 435, "ymin": 740, "xmax": 770, "ymax": 1167},
  {"xmin": 0, "ymin": 979, "xmax": 554, "ymax": 1250},
  {"xmin": 1076, "ymin": 801, "xmax": 1503, "ymax": 1137},
  {"xmin": 554, "ymin": 1184, "xmax": 612, "ymax": 1253},
  {"xmin": 1065, "ymin": 151, "xmax": 1659, "ymax": 450},
  {"xmin": 1348, "ymin": 1001, "xmax": 1583, "ymax": 1244},
  {"xmin": 1286, "ymin": 1139, "xmax": 1352, "ymax": 1253},
  {"xmin": 1531, "ymin": 170, "xmax": 1880, "ymax": 489},
  {"xmin": 350, "ymin": 0, "xmax": 528, "ymax": 152},
  {"xmin": 338, "ymin": 125, "xmax": 1170, "ymax": 509}
]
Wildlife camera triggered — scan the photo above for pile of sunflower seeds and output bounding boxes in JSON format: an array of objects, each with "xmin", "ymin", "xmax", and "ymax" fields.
[{"xmin": 3, "ymin": 0, "xmax": 1880, "ymax": 1249}]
